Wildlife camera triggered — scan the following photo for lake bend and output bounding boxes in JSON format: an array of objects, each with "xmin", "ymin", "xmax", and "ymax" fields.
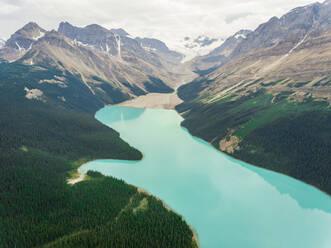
[{"xmin": 81, "ymin": 106, "xmax": 331, "ymax": 248}]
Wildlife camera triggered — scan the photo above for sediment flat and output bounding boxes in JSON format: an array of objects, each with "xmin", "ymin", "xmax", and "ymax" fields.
[{"xmin": 115, "ymin": 90, "xmax": 182, "ymax": 109}]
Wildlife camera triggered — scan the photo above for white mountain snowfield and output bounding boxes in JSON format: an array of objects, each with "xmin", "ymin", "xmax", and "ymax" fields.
[
  {"xmin": 32, "ymin": 30, "xmax": 46, "ymax": 40},
  {"xmin": 173, "ymin": 35, "xmax": 225, "ymax": 62},
  {"xmin": 0, "ymin": 39, "xmax": 5, "ymax": 48}
]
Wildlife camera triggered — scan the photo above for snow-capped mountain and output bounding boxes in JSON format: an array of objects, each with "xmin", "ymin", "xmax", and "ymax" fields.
[
  {"xmin": 173, "ymin": 35, "xmax": 225, "ymax": 62},
  {"xmin": 6, "ymin": 22, "xmax": 46, "ymax": 50},
  {"xmin": 0, "ymin": 22, "xmax": 46, "ymax": 62},
  {"xmin": 189, "ymin": 29, "xmax": 252, "ymax": 70},
  {"xmin": 0, "ymin": 21, "xmax": 188, "ymax": 100}
]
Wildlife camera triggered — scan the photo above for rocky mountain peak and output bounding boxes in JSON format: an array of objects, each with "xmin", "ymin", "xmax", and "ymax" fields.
[
  {"xmin": 207, "ymin": 29, "xmax": 252, "ymax": 57},
  {"xmin": 110, "ymin": 28, "xmax": 129, "ymax": 37},
  {"xmin": 135, "ymin": 37, "xmax": 183, "ymax": 60},
  {"xmin": 22, "ymin": 22, "xmax": 42, "ymax": 31},
  {"xmin": 233, "ymin": 29, "xmax": 252, "ymax": 40},
  {"xmin": 5, "ymin": 22, "xmax": 46, "ymax": 50},
  {"xmin": 229, "ymin": 1, "xmax": 331, "ymax": 59},
  {"xmin": 56, "ymin": 22, "xmax": 183, "ymax": 66},
  {"xmin": 135, "ymin": 37, "xmax": 169, "ymax": 53},
  {"xmin": 58, "ymin": 22, "xmax": 75, "ymax": 33},
  {"xmin": 84, "ymin": 24, "xmax": 109, "ymax": 34},
  {"xmin": 58, "ymin": 22, "xmax": 113, "ymax": 45}
]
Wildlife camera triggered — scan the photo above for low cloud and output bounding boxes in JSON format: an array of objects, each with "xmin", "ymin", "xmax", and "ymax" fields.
[
  {"xmin": 225, "ymin": 12, "xmax": 253, "ymax": 24},
  {"xmin": 0, "ymin": 0, "xmax": 323, "ymax": 50}
]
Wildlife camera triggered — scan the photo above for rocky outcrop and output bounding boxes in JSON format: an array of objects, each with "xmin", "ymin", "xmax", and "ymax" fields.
[{"xmin": 219, "ymin": 135, "xmax": 240, "ymax": 154}]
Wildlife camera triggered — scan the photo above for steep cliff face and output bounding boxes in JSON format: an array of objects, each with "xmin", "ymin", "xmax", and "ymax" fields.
[
  {"xmin": 0, "ymin": 22, "xmax": 47, "ymax": 62},
  {"xmin": 6, "ymin": 22, "xmax": 47, "ymax": 50}
]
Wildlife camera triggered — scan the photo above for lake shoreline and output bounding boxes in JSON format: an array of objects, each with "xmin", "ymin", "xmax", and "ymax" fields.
[
  {"xmin": 68, "ymin": 163, "xmax": 200, "ymax": 247},
  {"xmin": 82, "ymin": 105, "xmax": 331, "ymax": 247},
  {"xmin": 114, "ymin": 91, "xmax": 331, "ymax": 198},
  {"xmin": 181, "ymin": 124, "xmax": 331, "ymax": 197}
]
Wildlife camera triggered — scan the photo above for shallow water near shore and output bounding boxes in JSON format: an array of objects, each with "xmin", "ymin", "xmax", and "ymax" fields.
[{"xmin": 82, "ymin": 106, "xmax": 331, "ymax": 248}]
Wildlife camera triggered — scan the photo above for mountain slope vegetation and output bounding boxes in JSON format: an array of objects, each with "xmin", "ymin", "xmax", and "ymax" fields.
[
  {"xmin": 177, "ymin": 0, "xmax": 331, "ymax": 194},
  {"xmin": 0, "ymin": 62, "xmax": 197, "ymax": 247}
]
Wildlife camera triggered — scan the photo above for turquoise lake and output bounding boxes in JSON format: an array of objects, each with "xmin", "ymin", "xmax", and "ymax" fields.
[{"xmin": 82, "ymin": 106, "xmax": 331, "ymax": 248}]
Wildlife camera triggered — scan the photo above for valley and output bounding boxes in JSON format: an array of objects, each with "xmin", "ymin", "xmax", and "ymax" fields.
[
  {"xmin": 176, "ymin": 0, "xmax": 331, "ymax": 195},
  {"xmin": 116, "ymin": 64, "xmax": 197, "ymax": 109},
  {"xmin": 81, "ymin": 105, "xmax": 331, "ymax": 248},
  {"xmin": 0, "ymin": 0, "xmax": 331, "ymax": 247},
  {"xmin": 0, "ymin": 26, "xmax": 198, "ymax": 247}
]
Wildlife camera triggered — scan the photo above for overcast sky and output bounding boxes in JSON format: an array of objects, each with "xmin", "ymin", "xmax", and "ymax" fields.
[{"xmin": 0, "ymin": 0, "xmax": 324, "ymax": 49}]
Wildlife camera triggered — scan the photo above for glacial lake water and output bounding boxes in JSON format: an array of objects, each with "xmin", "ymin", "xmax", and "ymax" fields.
[{"xmin": 82, "ymin": 106, "xmax": 331, "ymax": 248}]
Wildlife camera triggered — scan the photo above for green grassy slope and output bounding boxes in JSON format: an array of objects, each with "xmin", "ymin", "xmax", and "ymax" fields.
[
  {"xmin": 0, "ymin": 63, "xmax": 197, "ymax": 247},
  {"xmin": 177, "ymin": 85, "xmax": 331, "ymax": 194}
]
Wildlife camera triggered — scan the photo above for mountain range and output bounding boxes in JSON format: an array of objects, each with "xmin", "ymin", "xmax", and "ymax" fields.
[
  {"xmin": 1, "ymin": 0, "xmax": 331, "ymax": 246},
  {"xmin": 0, "ymin": 22, "xmax": 197, "ymax": 248},
  {"xmin": 177, "ymin": 35, "xmax": 225, "ymax": 62},
  {"xmin": 0, "ymin": 21, "xmax": 191, "ymax": 107},
  {"xmin": 189, "ymin": 29, "xmax": 252, "ymax": 72},
  {"xmin": 177, "ymin": 0, "xmax": 331, "ymax": 194}
]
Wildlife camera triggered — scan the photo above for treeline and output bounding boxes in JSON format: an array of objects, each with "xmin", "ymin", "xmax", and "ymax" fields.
[
  {"xmin": 235, "ymin": 111, "xmax": 331, "ymax": 193},
  {"xmin": 0, "ymin": 63, "xmax": 197, "ymax": 247},
  {"xmin": 177, "ymin": 83, "xmax": 331, "ymax": 194},
  {"xmin": 0, "ymin": 148, "xmax": 196, "ymax": 247}
]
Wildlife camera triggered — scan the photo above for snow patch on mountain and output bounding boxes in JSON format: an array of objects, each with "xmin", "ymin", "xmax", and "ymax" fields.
[
  {"xmin": 171, "ymin": 35, "xmax": 225, "ymax": 63},
  {"xmin": 234, "ymin": 33, "xmax": 246, "ymax": 39},
  {"xmin": 15, "ymin": 42, "xmax": 24, "ymax": 51},
  {"xmin": 33, "ymin": 31, "xmax": 45, "ymax": 40}
]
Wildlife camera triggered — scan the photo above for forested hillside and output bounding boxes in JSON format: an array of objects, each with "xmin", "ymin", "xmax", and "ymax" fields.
[
  {"xmin": 0, "ymin": 62, "xmax": 197, "ymax": 247},
  {"xmin": 177, "ymin": 84, "xmax": 331, "ymax": 194},
  {"xmin": 176, "ymin": 0, "xmax": 331, "ymax": 195}
]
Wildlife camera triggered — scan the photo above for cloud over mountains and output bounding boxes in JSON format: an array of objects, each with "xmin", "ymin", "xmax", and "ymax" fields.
[{"xmin": 0, "ymin": 0, "xmax": 323, "ymax": 51}]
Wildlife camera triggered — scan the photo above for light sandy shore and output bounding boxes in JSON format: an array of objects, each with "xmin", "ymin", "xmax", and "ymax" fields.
[
  {"xmin": 115, "ymin": 89, "xmax": 183, "ymax": 109},
  {"xmin": 116, "ymin": 69, "xmax": 197, "ymax": 110},
  {"xmin": 67, "ymin": 171, "xmax": 86, "ymax": 185}
]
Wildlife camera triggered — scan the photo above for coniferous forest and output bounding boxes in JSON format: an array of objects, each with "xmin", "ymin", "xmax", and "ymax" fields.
[
  {"xmin": 177, "ymin": 82, "xmax": 331, "ymax": 194},
  {"xmin": 0, "ymin": 63, "xmax": 197, "ymax": 247}
]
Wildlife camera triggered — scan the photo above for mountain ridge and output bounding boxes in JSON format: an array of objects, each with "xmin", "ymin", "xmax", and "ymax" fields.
[
  {"xmin": 176, "ymin": 0, "xmax": 331, "ymax": 194},
  {"xmin": 0, "ymin": 21, "xmax": 191, "ymax": 106}
]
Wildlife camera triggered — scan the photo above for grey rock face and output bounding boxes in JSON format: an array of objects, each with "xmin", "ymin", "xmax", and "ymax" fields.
[
  {"xmin": 231, "ymin": 1, "xmax": 331, "ymax": 58},
  {"xmin": 5, "ymin": 22, "xmax": 46, "ymax": 50},
  {"xmin": 110, "ymin": 28, "xmax": 129, "ymax": 36},
  {"xmin": 0, "ymin": 39, "xmax": 5, "ymax": 48},
  {"xmin": 58, "ymin": 22, "xmax": 183, "ymax": 67},
  {"xmin": 209, "ymin": 29, "xmax": 252, "ymax": 57},
  {"xmin": 135, "ymin": 37, "xmax": 182, "ymax": 58},
  {"xmin": 190, "ymin": 30, "xmax": 252, "ymax": 71}
]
